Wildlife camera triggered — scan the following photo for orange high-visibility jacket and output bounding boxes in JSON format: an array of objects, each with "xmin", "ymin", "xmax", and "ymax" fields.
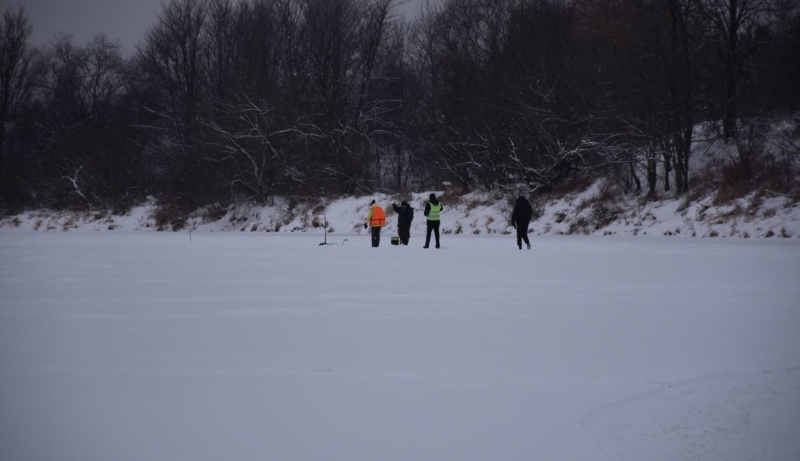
[{"xmin": 366, "ymin": 204, "xmax": 386, "ymax": 227}]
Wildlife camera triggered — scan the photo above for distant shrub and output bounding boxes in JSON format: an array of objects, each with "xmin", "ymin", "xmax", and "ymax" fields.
[
  {"xmin": 573, "ymin": 181, "xmax": 622, "ymax": 232},
  {"xmin": 152, "ymin": 197, "xmax": 195, "ymax": 231},
  {"xmin": 568, "ymin": 217, "xmax": 591, "ymax": 234},
  {"xmin": 201, "ymin": 203, "xmax": 228, "ymax": 223}
]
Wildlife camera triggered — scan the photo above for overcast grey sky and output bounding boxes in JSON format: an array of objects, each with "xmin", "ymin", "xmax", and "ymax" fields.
[
  {"xmin": 5, "ymin": 0, "xmax": 164, "ymax": 54},
  {"xmin": 4, "ymin": 0, "xmax": 431, "ymax": 55}
]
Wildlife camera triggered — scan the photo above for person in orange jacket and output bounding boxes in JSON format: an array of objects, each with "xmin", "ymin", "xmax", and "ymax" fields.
[{"xmin": 364, "ymin": 200, "xmax": 386, "ymax": 247}]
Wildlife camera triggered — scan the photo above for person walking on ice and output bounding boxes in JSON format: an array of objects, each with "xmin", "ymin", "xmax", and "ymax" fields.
[
  {"xmin": 511, "ymin": 195, "xmax": 533, "ymax": 250},
  {"xmin": 364, "ymin": 200, "xmax": 386, "ymax": 247},
  {"xmin": 423, "ymin": 193, "xmax": 442, "ymax": 249}
]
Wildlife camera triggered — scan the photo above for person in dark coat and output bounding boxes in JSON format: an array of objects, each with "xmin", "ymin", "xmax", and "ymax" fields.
[
  {"xmin": 391, "ymin": 201, "xmax": 414, "ymax": 245},
  {"xmin": 511, "ymin": 195, "xmax": 534, "ymax": 250},
  {"xmin": 423, "ymin": 193, "xmax": 443, "ymax": 249}
]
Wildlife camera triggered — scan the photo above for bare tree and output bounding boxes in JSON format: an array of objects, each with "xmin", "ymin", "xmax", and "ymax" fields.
[
  {"xmin": 411, "ymin": 0, "xmax": 591, "ymax": 192},
  {"xmin": 374, "ymin": 19, "xmax": 422, "ymax": 192},
  {"xmin": 205, "ymin": 98, "xmax": 299, "ymax": 203},
  {"xmin": 664, "ymin": 0, "xmax": 699, "ymax": 194},
  {"xmin": 33, "ymin": 34, "xmax": 138, "ymax": 209},
  {"xmin": 83, "ymin": 36, "xmax": 126, "ymax": 122},
  {"xmin": 135, "ymin": 0, "xmax": 213, "ymax": 217},
  {"xmin": 694, "ymin": 0, "xmax": 777, "ymax": 141},
  {"xmin": 138, "ymin": 0, "xmax": 209, "ymax": 145},
  {"xmin": 0, "ymin": 5, "xmax": 31, "ymax": 188}
]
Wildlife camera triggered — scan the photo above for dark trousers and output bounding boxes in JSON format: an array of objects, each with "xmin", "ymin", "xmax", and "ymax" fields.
[
  {"xmin": 398, "ymin": 227, "xmax": 410, "ymax": 245},
  {"xmin": 371, "ymin": 226, "xmax": 382, "ymax": 247},
  {"xmin": 425, "ymin": 221, "xmax": 440, "ymax": 248},
  {"xmin": 516, "ymin": 222, "xmax": 530, "ymax": 248}
]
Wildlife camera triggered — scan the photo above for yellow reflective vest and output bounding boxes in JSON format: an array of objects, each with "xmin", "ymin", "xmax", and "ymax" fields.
[{"xmin": 427, "ymin": 203, "xmax": 442, "ymax": 221}]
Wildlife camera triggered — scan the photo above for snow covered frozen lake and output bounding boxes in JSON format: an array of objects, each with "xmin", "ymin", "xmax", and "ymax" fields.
[{"xmin": 1, "ymin": 232, "xmax": 799, "ymax": 461}]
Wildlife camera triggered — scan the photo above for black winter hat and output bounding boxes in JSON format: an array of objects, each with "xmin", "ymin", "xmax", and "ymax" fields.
[{"xmin": 429, "ymin": 193, "xmax": 436, "ymax": 200}]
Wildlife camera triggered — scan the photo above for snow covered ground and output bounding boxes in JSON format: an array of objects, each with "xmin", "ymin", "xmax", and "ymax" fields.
[
  {"xmin": 1, "ymin": 231, "xmax": 799, "ymax": 461},
  {"xmin": 1, "ymin": 185, "xmax": 798, "ymax": 239}
]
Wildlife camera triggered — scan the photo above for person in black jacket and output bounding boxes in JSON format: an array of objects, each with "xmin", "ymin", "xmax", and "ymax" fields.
[
  {"xmin": 391, "ymin": 201, "xmax": 414, "ymax": 245},
  {"xmin": 511, "ymin": 195, "xmax": 534, "ymax": 250}
]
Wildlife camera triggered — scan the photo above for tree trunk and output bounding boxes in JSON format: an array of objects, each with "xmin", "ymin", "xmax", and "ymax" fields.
[
  {"xmin": 630, "ymin": 163, "xmax": 641, "ymax": 194},
  {"xmin": 723, "ymin": 0, "xmax": 739, "ymax": 140},
  {"xmin": 647, "ymin": 155, "xmax": 657, "ymax": 197}
]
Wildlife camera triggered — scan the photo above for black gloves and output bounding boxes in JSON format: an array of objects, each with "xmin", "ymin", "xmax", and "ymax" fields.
[{"xmin": 364, "ymin": 223, "xmax": 368, "ymax": 229}]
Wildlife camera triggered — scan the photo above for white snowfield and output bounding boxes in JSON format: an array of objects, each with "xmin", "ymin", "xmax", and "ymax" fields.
[{"xmin": 1, "ymin": 232, "xmax": 799, "ymax": 461}]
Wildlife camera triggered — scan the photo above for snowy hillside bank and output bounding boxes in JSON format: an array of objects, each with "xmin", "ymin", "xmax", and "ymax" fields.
[
  {"xmin": 1, "ymin": 185, "xmax": 798, "ymax": 239},
  {"xmin": 3, "ymin": 117, "xmax": 798, "ymax": 238}
]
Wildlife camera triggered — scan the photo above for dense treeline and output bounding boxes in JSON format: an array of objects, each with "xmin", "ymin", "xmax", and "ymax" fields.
[{"xmin": 1, "ymin": 0, "xmax": 798, "ymax": 222}]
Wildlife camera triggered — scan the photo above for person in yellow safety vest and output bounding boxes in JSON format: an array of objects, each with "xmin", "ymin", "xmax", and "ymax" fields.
[
  {"xmin": 423, "ymin": 193, "xmax": 442, "ymax": 249},
  {"xmin": 364, "ymin": 200, "xmax": 386, "ymax": 247}
]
